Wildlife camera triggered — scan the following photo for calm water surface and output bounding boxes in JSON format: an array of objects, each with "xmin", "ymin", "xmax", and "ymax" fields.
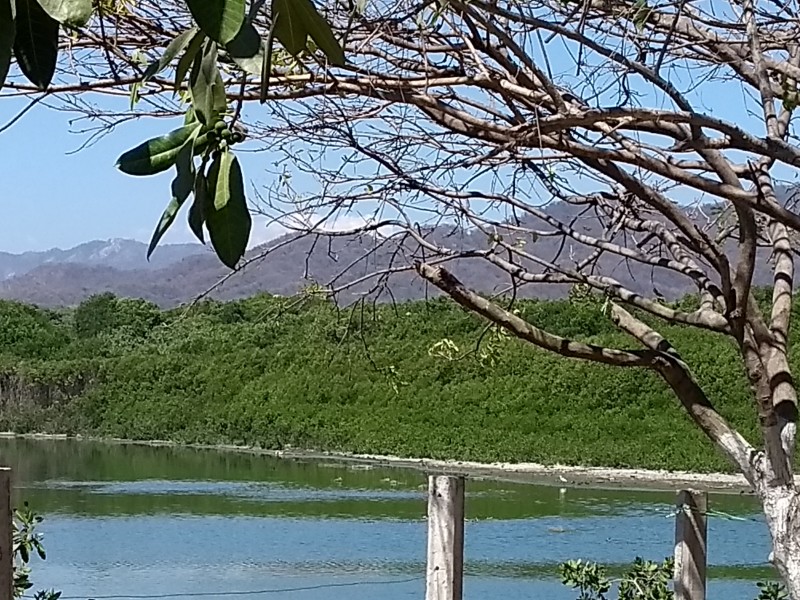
[{"xmin": 0, "ymin": 439, "xmax": 776, "ymax": 599}]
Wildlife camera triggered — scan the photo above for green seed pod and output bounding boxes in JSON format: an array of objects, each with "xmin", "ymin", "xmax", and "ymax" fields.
[{"xmin": 214, "ymin": 120, "xmax": 226, "ymax": 133}]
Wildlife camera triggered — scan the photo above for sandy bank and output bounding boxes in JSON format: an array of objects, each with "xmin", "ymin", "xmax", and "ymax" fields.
[{"xmin": 0, "ymin": 432, "xmax": 757, "ymax": 494}]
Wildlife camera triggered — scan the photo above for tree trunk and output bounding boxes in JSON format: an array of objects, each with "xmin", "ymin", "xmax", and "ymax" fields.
[{"xmin": 763, "ymin": 486, "xmax": 800, "ymax": 599}]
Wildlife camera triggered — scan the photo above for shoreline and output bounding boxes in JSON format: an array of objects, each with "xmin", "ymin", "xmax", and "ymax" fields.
[{"xmin": 0, "ymin": 432, "xmax": 758, "ymax": 494}]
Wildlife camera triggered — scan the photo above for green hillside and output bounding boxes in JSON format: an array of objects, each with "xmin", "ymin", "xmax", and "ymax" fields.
[{"xmin": 0, "ymin": 290, "xmax": 779, "ymax": 473}]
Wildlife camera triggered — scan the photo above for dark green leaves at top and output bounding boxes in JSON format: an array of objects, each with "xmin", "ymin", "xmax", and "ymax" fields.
[
  {"xmin": 297, "ymin": 0, "xmax": 345, "ymax": 66},
  {"xmin": 116, "ymin": 125, "xmax": 200, "ymax": 176},
  {"xmin": 188, "ymin": 169, "xmax": 210, "ymax": 244},
  {"xmin": 190, "ymin": 40, "xmax": 227, "ymax": 125},
  {"xmin": 225, "ymin": 20, "xmax": 260, "ymax": 58},
  {"xmin": 0, "ymin": 0, "xmax": 15, "ymax": 90},
  {"xmin": 142, "ymin": 26, "xmax": 198, "ymax": 82},
  {"xmin": 232, "ymin": 40, "xmax": 264, "ymax": 76},
  {"xmin": 14, "ymin": 0, "xmax": 59, "ymax": 89},
  {"xmin": 147, "ymin": 131, "xmax": 199, "ymax": 259},
  {"xmin": 272, "ymin": 0, "xmax": 345, "ymax": 66},
  {"xmin": 147, "ymin": 199, "xmax": 182, "ymax": 260},
  {"xmin": 206, "ymin": 151, "xmax": 251, "ymax": 268},
  {"xmin": 185, "ymin": 0, "xmax": 245, "ymax": 45},
  {"xmin": 36, "ymin": 0, "xmax": 91, "ymax": 27},
  {"xmin": 272, "ymin": 0, "xmax": 304, "ymax": 56},
  {"xmin": 174, "ymin": 29, "xmax": 205, "ymax": 92},
  {"xmin": 212, "ymin": 149, "xmax": 234, "ymax": 209}
]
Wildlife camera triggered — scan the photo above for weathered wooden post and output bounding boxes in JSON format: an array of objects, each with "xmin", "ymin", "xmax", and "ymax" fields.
[
  {"xmin": 425, "ymin": 475, "xmax": 465, "ymax": 600},
  {"xmin": 0, "ymin": 468, "xmax": 11, "ymax": 600},
  {"xmin": 674, "ymin": 489, "xmax": 708, "ymax": 600}
]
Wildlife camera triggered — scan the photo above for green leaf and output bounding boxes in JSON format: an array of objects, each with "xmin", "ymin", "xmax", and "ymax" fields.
[
  {"xmin": 147, "ymin": 199, "xmax": 182, "ymax": 259},
  {"xmin": 32, "ymin": 537, "xmax": 46, "ymax": 559},
  {"xmin": 185, "ymin": 0, "xmax": 245, "ymax": 45},
  {"xmin": 212, "ymin": 58, "xmax": 228, "ymax": 114},
  {"xmin": 190, "ymin": 39, "xmax": 225, "ymax": 124},
  {"xmin": 0, "ymin": 0, "xmax": 15, "ymax": 90},
  {"xmin": 226, "ymin": 20, "xmax": 260, "ymax": 58},
  {"xmin": 35, "ymin": 0, "xmax": 91, "ymax": 27},
  {"xmin": 184, "ymin": 106, "xmax": 198, "ymax": 125},
  {"xmin": 174, "ymin": 29, "xmax": 205, "ymax": 92},
  {"xmin": 272, "ymin": 0, "xmax": 344, "ymax": 66},
  {"xmin": 173, "ymin": 133, "xmax": 198, "ymax": 200},
  {"xmin": 232, "ymin": 44, "xmax": 263, "ymax": 75},
  {"xmin": 213, "ymin": 148, "xmax": 234, "ymax": 209},
  {"xmin": 206, "ymin": 152, "xmax": 251, "ymax": 268},
  {"xmin": 260, "ymin": 31, "xmax": 274, "ymax": 102},
  {"xmin": 128, "ymin": 80, "xmax": 141, "ymax": 109},
  {"xmin": 296, "ymin": 0, "xmax": 344, "ymax": 66},
  {"xmin": 272, "ymin": 0, "xmax": 306, "ymax": 56},
  {"xmin": 193, "ymin": 130, "xmax": 211, "ymax": 156},
  {"xmin": 632, "ymin": 0, "xmax": 650, "ymax": 31},
  {"xmin": 188, "ymin": 167, "xmax": 211, "ymax": 244},
  {"xmin": 116, "ymin": 125, "xmax": 200, "ymax": 176},
  {"xmin": 13, "ymin": 0, "xmax": 59, "ymax": 90},
  {"xmin": 143, "ymin": 26, "xmax": 198, "ymax": 82},
  {"xmin": 147, "ymin": 132, "xmax": 198, "ymax": 258}
]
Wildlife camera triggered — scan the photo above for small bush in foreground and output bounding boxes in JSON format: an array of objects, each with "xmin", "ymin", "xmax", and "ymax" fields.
[{"xmin": 559, "ymin": 558, "xmax": 786, "ymax": 600}]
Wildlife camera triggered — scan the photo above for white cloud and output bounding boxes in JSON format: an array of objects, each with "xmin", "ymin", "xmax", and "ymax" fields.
[
  {"xmin": 293, "ymin": 212, "xmax": 402, "ymax": 238},
  {"xmin": 248, "ymin": 217, "xmax": 289, "ymax": 248},
  {"xmin": 133, "ymin": 210, "xmax": 403, "ymax": 252}
]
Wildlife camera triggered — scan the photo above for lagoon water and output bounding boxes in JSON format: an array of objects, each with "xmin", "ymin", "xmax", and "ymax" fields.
[{"xmin": 0, "ymin": 438, "xmax": 775, "ymax": 599}]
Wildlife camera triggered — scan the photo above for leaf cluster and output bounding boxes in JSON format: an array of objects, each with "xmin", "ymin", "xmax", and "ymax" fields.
[
  {"xmin": 13, "ymin": 502, "xmax": 60, "ymax": 600},
  {"xmin": 558, "ymin": 557, "xmax": 785, "ymax": 600},
  {"xmin": 1, "ymin": 0, "xmax": 346, "ymax": 270},
  {"xmin": 1, "ymin": 0, "xmax": 92, "ymax": 91}
]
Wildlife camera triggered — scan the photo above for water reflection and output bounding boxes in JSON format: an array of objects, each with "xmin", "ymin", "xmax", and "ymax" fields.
[{"xmin": 0, "ymin": 438, "xmax": 776, "ymax": 600}]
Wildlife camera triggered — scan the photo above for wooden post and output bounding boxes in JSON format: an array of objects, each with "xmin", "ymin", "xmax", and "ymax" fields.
[
  {"xmin": 425, "ymin": 475, "xmax": 465, "ymax": 600},
  {"xmin": 0, "ymin": 468, "xmax": 11, "ymax": 600},
  {"xmin": 674, "ymin": 489, "xmax": 708, "ymax": 600}
]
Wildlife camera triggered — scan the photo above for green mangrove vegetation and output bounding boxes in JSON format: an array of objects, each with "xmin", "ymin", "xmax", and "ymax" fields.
[{"xmin": 0, "ymin": 290, "xmax": 787, "ymax": 473}]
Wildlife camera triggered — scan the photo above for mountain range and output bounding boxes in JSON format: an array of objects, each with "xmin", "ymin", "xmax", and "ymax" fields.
[{"xmin": 0, "ymin": 202, "xmax": 782, "ymax": 308}]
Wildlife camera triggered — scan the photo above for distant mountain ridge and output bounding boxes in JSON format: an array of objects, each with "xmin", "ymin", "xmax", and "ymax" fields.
[
  {"xmin": 0, "ymin": 239, "xmax": 207, "ymax": 281},
  {"xmin": 0, "ymin": 202, "xmax": 787, "ymax": 308}
]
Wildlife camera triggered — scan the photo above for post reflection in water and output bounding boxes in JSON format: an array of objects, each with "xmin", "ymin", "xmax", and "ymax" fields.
[{"xmin": 0, "ymin": 438, "xmax": 774, "ymax": 600}]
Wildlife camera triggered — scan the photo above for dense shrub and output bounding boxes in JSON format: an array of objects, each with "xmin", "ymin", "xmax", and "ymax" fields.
[
  {"xmin": 0, "ymin": 301, "xmax": 70, "ymax": 359},
  {"xmin": 0, "ymin": 292, "xmax": 775, "ymax": 472},
  {"xmin": 74, "ymin": 294, "xmax": 162, "ymax": 340}
]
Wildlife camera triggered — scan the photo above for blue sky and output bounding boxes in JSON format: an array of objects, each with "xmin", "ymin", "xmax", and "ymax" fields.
[
  {"xmin": 0, "ymin": 96, "xmax": 288, "ymax": 253},
  {"xmin": 0, "ymin": 26, "xmax": 786, "ymax": 255}
]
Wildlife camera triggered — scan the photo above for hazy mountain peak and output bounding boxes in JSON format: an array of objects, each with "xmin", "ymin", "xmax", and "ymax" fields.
[
  {"xmin": 0, "ymin": 198, "xmax": 791, "ymax": 308},
  {"xmin": 0, "ymin": 239, "xmax": 206, "ymax": 282}
]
